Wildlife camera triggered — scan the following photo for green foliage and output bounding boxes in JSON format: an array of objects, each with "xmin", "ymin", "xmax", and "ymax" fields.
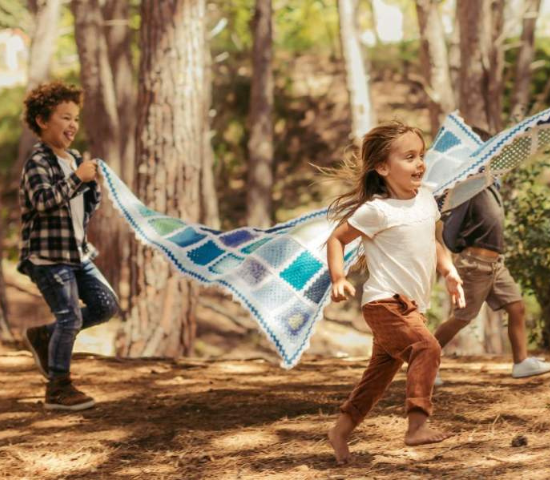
[
  {"xmin": 502, "ymin": 157, "xmax": 550, "ymax": 346},
  {"xmin": 0, "ymin": 0, "xmax": 30, "ymax": 30},
  {"xmin": 209, "ymin": 0, "xmax": 341, "ymax": 58},
  {"xmin": 209, "ymin": 0, "xmax": 254, "ymax": 55},
  {"xmin": 274, "ymin": 0, "xmax": 339, "ymax": 53}
]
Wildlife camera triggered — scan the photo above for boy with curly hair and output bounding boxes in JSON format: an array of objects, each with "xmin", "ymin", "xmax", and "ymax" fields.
[{"xmin": 19, "ymin": 81, "xmax": 119, "ymax": 411}]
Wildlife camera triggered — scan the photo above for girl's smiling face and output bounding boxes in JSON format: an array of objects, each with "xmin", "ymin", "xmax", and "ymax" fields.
[
  {"xmin": 36, "ymin": 101, "xmax": 80, "ymax": 155},
  {"xmin": 375, "ymin": 131, "xmax": 426, "ymax": 199}
]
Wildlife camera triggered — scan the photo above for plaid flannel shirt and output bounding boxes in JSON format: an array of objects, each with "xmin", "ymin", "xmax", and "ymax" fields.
[{"xmin": 17, "ymin": 142, "xmax": 101, "ymax": 272}]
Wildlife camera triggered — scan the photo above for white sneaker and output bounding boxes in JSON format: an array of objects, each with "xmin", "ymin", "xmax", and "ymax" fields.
[
  {"xmin": 512, "ymin": 357, "xmax": 550, "ymax": 378},
  {"xmin": 434, "ymin": 370, "xmax": 444, "ymax": 387}
]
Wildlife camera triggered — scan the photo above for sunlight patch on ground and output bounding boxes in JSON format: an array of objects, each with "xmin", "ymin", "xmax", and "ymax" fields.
[
  {"xmin": 30, "ymin": 416, "xmax": 82, "ymax": 430},
  {"xmin": 155, "ymin": 376, "xmax": 198, "ymax": 387},
  {"xmin": 0, "ymin": 354, "xmax": 31, "ymax": 368},
  {"xmin": 0, "ymin": 429, "xmax": 26, "ymax": 441},
  {"xmin": 242, "ymin": 374, "xmax": 290, "ymax": 385},
  {"xmin": 20, "ymin": 448, "xmax": 111, "ymax": 477},
  {"xmin": 73, "ymin": 427, "xmax": 133, "ymax": 443},
  {"xmin": 444, "ymin": 361, "xmax": 511, "ymax": 372},
  {"xmin": 215, "ymin": 362, "xmax": 269, "ymax": 374},
  {"xmin": 115, "ymin": 464, "xmax": 178, "ymax": 477},
  {"xmin": 212, "ymin": 430, "xmax": 280, "ymax": 452},
  {"xmin": 0, "ymin": 411, "xmax": 35, "ymax": 421}
]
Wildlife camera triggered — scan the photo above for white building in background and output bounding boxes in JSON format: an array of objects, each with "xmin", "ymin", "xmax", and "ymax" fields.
[{"xmin": 0, "ymin": 29, "xmax": 29, "ymax": 89}]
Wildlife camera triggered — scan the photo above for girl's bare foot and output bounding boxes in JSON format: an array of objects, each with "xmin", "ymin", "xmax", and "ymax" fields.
[
  {"xmin": 405, "ymin": 410, "xmax": 452, "ymax": 446},
  {"xmin": 328, "ymin": 426, "xmax": 351, "ymax": 464},
  {"xmin": 404, "ymin": 423, "xmax": 452, "ymax": 446},
  {"xmin": 328, "ymin": 413, "xmax": 356, "ymax": 464}
]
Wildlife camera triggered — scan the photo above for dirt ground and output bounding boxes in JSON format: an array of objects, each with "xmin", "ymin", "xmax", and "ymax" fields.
[{"xmin": 1, "ymin": 349, "xmax": 550, "ymax": 480}]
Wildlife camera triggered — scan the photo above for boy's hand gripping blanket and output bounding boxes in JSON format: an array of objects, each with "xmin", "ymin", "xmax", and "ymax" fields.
[{"xmin": 99, "ymin": 108, "xmax": 550, "ymax": 368}]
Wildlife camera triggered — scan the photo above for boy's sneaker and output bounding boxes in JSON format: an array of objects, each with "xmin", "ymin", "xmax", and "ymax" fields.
[
  {"xmin": 434, "ymin": 370, "xmax": 444, "ymax": 387},
  {"xmin": 512, "ymin": 357, "xmax": 550, "ymax": 379},
  {"xmin": 24, "ymin": 325, "xmax": 51, "ymax": 379},
  {"xmin": 45, "ymin": 376, "xmax": 95, "ymax": 411}
]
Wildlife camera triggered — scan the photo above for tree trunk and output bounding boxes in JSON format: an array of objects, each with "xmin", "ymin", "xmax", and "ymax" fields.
[
  {"xmin": 11, "ymin": 0, "xmax": 62, "ymax": 185},
  {"xmin": 101, "ymin": 0, "xmax": 137, "ymax": 308},
  {"xmin": 72, "ymin": 0, "xmax": 125, "ymax": 299},
  {"xmin": 119, "ymin": 0, "xmax": 206, "ymax": 357},
  {"xmin": 338, "ymin": 0, "xmax": 376, "ymax": 140},
  {"xmin": 246, "ymin": 0, "xmax": 274, "ymax": 229},
  {"xmin": 457, "ymin": 0, "xmax": 489, "ymax": 131},
  {"xmin": 102, "ymin": 0, "xmax": 136, "ymax": 185},
  {"xmin": 510, "ymin": 0, "xmax": 542, "ymax": 122},
  {"xmin": 486, "ymin": 0, "xmax": 505, "ymax": 134},
  {"xmin": 0, "ymin": 220, "xmax": 13, "ymax": 342},
  {"xmin": 448, "ymin": 11, "xmax": 461, "ymax": 106},
  {"xmin": 457, "ymin": 0, "xmax": 505, "ymax": 135},
  {"xmin": 201, "ymin": 33, "xmax": 220, "ymax": 229},
  {"xmin": 415, "ymin": 0, "xmax": 456, "ymax": 137}
]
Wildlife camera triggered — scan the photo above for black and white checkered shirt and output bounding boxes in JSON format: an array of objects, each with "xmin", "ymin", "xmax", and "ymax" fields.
[{"xmin": 17, "ymin": 142, "xmax": 101, "ymax": 272}]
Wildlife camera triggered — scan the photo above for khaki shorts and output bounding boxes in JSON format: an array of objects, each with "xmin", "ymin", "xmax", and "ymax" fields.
[{"xmin": 452, "ymin": 251, "xmax": 522, "ymax": 323}]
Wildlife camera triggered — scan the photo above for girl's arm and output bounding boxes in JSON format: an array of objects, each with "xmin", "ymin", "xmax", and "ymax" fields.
[
  {"xmin": 327, "ymin": 221, "xmax": 362, "ymax": 302},
  {"xmin": 436, "ymin": 239, "xmax": 466, "ymax": 308}
]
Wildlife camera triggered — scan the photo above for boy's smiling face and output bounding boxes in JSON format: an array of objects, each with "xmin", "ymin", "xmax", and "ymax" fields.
[{"xmin": 36, "ymin": 101, "xmax": 80, "ymax": 154}]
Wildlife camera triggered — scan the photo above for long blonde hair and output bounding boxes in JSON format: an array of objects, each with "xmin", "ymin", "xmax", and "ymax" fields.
[
  {"xmin": 327, "ymin": 121, "xmax": 425, "ymax": 225},
  {"xmin": 324, "ymin": 121, "xmax": 425, "ymax": 270}
]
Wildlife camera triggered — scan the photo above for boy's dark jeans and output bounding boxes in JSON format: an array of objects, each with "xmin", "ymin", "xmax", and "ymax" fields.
[{"xmin": 23, "ymin": 260, "xmax": 119, "ymax": 378}]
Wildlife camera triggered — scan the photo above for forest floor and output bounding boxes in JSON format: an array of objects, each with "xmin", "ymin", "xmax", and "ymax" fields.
[
  {"xmin": 2, "ymin": 349, "xmax": 550, "ymax": 480},
  {"xmin": 3, "ymin": 251, "xmax": 550, "ymax": 480}
]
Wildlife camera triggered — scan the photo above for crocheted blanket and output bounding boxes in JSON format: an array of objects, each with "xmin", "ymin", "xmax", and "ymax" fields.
[
  {"xmin": 423, "ymin": 108, "xmax": 550, "ymax": 211},
  {"xmin": 100, "ymin": 161, "xmax": 359, "ymax": 368},
  {"xmin": 99, "ymin": 108, "xmax": 550, "ymax": 368}
]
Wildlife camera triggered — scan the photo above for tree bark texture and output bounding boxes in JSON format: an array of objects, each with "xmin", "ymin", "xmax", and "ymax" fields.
[
  {"xmin": 415, "ymin": 0, "xmax": 456, "ymax": 136},
  {"xmin": 120, "ymin": 0, "xmax": 207, "ymax": 357},
  {"xmin": 457, "ymin": 0, "xmax": 505, "ymax": 135},
  {"xmin": 72, "ymin": 0, "xmax": 126, "ymax": 299},
  {"xmin": 510, "ymin": 0, "xmax": 542, "ymax": 121},
  {"xmin": 246, "ymin": 0, "xmax": 274, "ymax": 228}
]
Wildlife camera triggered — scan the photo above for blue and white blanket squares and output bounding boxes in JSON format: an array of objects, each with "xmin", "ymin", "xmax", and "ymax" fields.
[
  {"xmin": 423, "ymin": 108, "xmax": 550, "ymax": 211},
  {"xmin": 99, "ymin": 108, "xmax": 550, "ymax": 368},
  {"xmin": 100, "ymin": 159, "xmax": 359, "ymax": 368}
]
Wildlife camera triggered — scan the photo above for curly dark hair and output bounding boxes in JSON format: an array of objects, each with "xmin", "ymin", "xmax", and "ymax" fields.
[{"xmin": 24, "ymin": 81, "xmax": 83, "ymax": 136}]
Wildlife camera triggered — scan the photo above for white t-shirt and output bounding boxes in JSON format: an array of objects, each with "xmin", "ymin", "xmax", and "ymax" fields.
[
  {"xmin": 57, "ymin": 155, "xmax": 86, "ymax": 256},
  {"xmin": 348, "ymin": 186, "xmax": 441, "ymax": 312}
]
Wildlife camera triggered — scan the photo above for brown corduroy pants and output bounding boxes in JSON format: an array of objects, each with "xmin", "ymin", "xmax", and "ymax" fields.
[{"xmin": 340, "ymin": 294, "xmax": 441, "ymax": 425}]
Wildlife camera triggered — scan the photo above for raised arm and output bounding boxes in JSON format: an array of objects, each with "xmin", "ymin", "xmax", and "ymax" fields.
[{"xmin": 23, "ymin": 157, "xmax": 98, "ymax": 215}]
